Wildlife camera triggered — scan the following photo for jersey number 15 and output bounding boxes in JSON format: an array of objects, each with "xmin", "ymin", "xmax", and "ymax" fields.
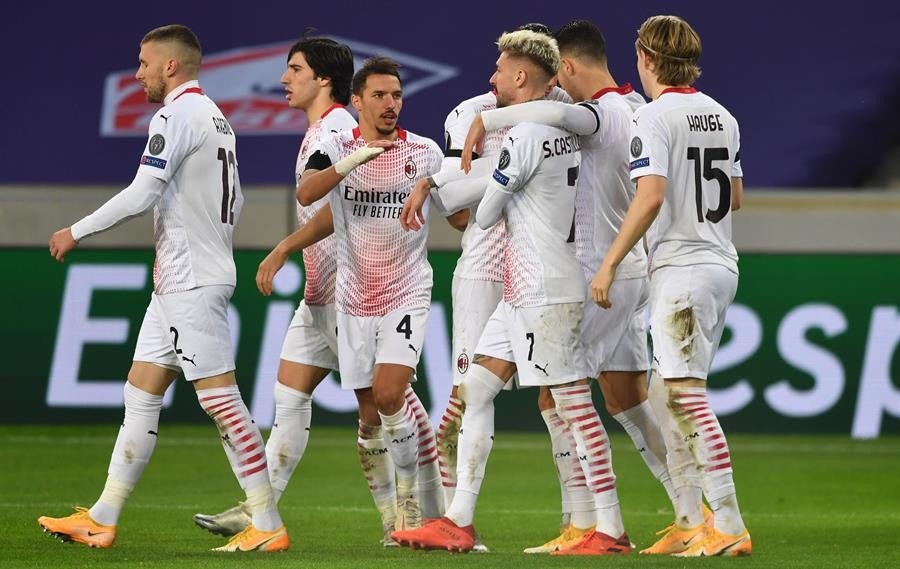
[{"xmin": 687, "ymin": 147, "xmax": 730, "ymax": 224}]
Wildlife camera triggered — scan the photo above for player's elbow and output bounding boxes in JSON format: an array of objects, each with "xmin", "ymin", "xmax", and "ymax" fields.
[
  {"xmin": 297, "ymin": 185, "xmax": 315, "ymax": 207},
  {"xmin": 475, "ymin": 210, "xmax": 499, "ymax": 230},
  {"xmin": 730, "ymin": 178, "xmax": 744, "ymax": 212}
]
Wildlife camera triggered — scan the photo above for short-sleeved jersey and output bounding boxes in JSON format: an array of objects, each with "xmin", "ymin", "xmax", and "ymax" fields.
[
  {"xmin": 294, "ymin": 105, "xmax": 357, "ymax": 305},
  {"xmin": 575, "ymin": 85, "xmax": 649, "ymax": 280},
  {"xmin": 444, "ymin": 92, "xmax": 507, "ymax": 282},
  {"xmin": 309, "ymin": 127, "xmax": 443, "ymax": 316},
  {"xmin": 629, "ymin": 88, "xmax": 741, "ymax": 274},
  {"xmin": 137, "ymin": 80, "xmax": 243, "ymax": 294},
  {"xmin": 487, "ymin": 122, "xmax": 584, "ymax": 307}
]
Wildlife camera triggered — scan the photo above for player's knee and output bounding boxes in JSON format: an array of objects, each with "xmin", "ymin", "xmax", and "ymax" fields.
[
  {"xmin": 537, "ymin": 386, "xmax": 555, "ymax": 411},
  {"xmin": 372, "ymin": 384, "xmax": 405, "ymax": 414}
]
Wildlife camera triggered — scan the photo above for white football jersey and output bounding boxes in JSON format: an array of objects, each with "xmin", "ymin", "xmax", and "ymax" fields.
[
  {"xmin": 443, "ymin": 92, "xmax": 507, "ymax": 282},
  {"xmin": 445, "ymin": 88, "xmax": 574, "ymax": 283},
  {"xmin": 294, "ymin": 104, "xmax": 357, "ymax": 305},
  {"xmin": 137, "ymin": 80, "xmax": 244, "ymax": 294},
  {"xmin": 309, "ymin": 127, "xmax": 443, "ymax": 316},
  {"xmin": 629, "ymin": 88, "xmax": 741, "ymax": 274},
  {"xmin": 486, "ymin": 122, "xmax": 584, "ymax": 307},
  {"xmin": 575, "ymin": 85, "xmax": 649, "ymax": 280}
]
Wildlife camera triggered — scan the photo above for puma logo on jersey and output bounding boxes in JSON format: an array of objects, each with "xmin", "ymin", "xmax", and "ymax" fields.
[
  {"xmin": 182, "ymin": 354, "xmax": 197, "ymax": 366},
  {"xmin": 160, "ymin": 114, "xmax": 171, "ymax": 123},
  {"xmin": 507, "ymin": 136, "xmax": 518, "ymax": 146},
  {"xmin": 408, "ymin": 344, "xmax": 419, "ymax": 355},
  {"xmin": 534, "ymin": 362, "xmax": 549, "ymax": 375},
  {"xmin": 454, "ymin": 108, "xmax": 464, "ymax": 118}
]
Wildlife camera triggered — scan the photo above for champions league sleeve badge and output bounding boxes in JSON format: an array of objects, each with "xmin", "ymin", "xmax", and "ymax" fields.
[{"xmin": 149, "ymin": 134, "xmax": 166, "ymax": 156}]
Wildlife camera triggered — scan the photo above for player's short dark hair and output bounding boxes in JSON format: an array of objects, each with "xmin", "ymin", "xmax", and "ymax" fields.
[
  {"xmin": 288, "ymin": 35, "xmax": 354, "ymax": 105},
  {"xmin": 141, "ymin": 24, "xmax": 202, "ymax": 56},
  {"xmin": 516, "ymin": 22, "xmax": 553, "ymax": 37},
  {"xmin": 555, "ymin": 19, "xmax": 607, "ymax": 62},
  {"xmin": 351, "ymin": 57, "xmax": 402, "ymax": 95}
]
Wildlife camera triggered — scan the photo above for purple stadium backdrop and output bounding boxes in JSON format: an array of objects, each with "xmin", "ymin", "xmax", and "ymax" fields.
[{"xmin": 3, "ymin": 1, "xmax": 898, "ymax": 187}]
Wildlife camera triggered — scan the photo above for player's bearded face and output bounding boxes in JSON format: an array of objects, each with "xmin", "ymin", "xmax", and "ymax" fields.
[
  {"xmin": 356, "ymin": 74, "xmax": 403, "ymax": 136},
  {"xmin": 491, "ymin": 52, "xmax": 516, "ymax": 108},
  {"xmin": 135, "ymin": 43, "xmax": 167, "ymax": 104}
]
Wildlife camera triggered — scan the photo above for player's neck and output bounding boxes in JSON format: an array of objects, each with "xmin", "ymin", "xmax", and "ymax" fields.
[
  {"xmin": 163, "ymin": 77, "xmax": 197, "ymax": 100},
  {"xmin": 512, "ymin": 86, "xmax": 546, "ymax": 106},
  {"xmin": 357, "ymin": 124, "xmax": 398, "ymax": 142},
  {"xmin": 306, "ymin": 94, "xmax": 340, "ymax": 124}
]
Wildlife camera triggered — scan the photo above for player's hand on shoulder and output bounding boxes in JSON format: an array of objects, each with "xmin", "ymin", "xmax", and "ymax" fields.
[
  {"xmin": 256, "ymin": 247, "xmax": 289, "ymax": 296},
  {"xmin": 49, "ymin": 227, "xmax": 77, "ymax": 263}
]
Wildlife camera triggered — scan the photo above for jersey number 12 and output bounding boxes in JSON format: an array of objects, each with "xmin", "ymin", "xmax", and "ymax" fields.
[{"xmin": 217, "ymin": 147, "xmax": 237, "ymax": 225}]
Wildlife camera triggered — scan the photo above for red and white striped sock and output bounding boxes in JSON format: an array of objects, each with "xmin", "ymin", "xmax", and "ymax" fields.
[
  {"xmin": 552, "ymin": 384, "xmax": 624, "ymax": 537},
  {"xmin": 405, "ymin": 386, "xmax": 444, "ymax": 519},
  {"xmin": 198, "ymin": 385, "xmax": 281, "ymax": 531},
  {"xmin": 541, "ymin": 408, "xmax": 593, "ymax": 530},
  {"xmin": 669, "ymin": 386, "xmax": 746, "ymax": 534},
  {"xmin": 357, "ymin": 421, "xmax": 396, "ymax": 534},
  {"xmin": 436, "ymin": 396, "xmax": 463, "ymax": 505},
  {"xmin": 648, "ymin": 372, "xmax": 703, "ymax": 528}
]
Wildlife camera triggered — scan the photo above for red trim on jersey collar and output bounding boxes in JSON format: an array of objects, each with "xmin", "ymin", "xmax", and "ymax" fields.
[
  {"xmin": 352, "ymin": 126, "xmax": 407, "ymax": 141},
  {"xmin": 660, "ymin": 87, "xmax": 697, "ymax": 95},
  {"xmin": 321, "ymin": 103, "xmax": 344, "ymax": 119},
  {"xmin": 591, "ymin": 83, "xmax": 634, "ymax": 99},
  {"xmin": 174, "ymin": 87, "xmax": 204, "ymax": 100}
]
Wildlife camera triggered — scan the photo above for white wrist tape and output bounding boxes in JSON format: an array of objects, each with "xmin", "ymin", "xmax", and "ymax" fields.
[{"xmin": 334, "ymin": 146, "xmax": 385, "ymax": 176}]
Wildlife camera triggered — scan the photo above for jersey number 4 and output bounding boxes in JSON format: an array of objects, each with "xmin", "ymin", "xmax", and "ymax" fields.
[
  {"xmin": 687, "ymin": 147, "xmax": 730, "ymax": 223},
  {"xmin": 217, "ymin": 147, "xmax": 237, "ymax": 225}
]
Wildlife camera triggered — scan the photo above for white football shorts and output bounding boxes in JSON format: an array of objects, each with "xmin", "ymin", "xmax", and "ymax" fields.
[
  {"xmin": 133, "ymin": 285, "xmax": 235, "ymax": 381},
  {"xmin": 279, "ymin": 300, "xmax": 339, "ymax": 370},
  {"xmin": 649, "ymin": 264, "xmax": 738, "ymax": 380},
  {"xmin": 580, "ymin": 276, "xmax": 650, "ymax": 376},
  {"xmin": 451, "ymin": 276, "xmax": 503, "ymax": 386},
  {"xmin": 475, "ymin": 301, "xmax": 587, "ymax": 387},
  {"xmin": 336, "ymin": 307, "xmax": 428, "ymax": 390}
]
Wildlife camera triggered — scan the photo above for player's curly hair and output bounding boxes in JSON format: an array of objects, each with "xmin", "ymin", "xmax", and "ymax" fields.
[
  {"xmin": 496, "ymin": 29, "xmax": 560, "ymax": 79},
  {"xmin": 636, "ymin": 15, "xmax": 702, "ymax": 86}
]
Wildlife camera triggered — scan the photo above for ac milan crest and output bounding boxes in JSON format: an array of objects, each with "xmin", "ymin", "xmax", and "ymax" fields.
[
  {"xmin": 404, "ymin": 158, "xmax": 417, "ymax": 179},
  {"xmin": 456, "ymin": 352, "xmax": 469, "ymax": 374}
]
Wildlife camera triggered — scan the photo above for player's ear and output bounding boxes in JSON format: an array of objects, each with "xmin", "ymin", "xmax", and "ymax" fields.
[
  {"xmin": 350, "ymin": 93, "xmax": 362, "ymax": 112},
  {"xmin": 164, "ymin": 57, "xmax": 178, "ymax": 78}
]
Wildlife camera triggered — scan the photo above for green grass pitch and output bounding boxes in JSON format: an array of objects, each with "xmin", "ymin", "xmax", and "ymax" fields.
[{"xmin": 2, "ymin": 425, "xmax": 899, "ymax": 568}]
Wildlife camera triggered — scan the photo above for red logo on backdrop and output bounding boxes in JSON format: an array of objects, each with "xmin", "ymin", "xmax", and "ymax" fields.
[
  {"xmin": 100, "ymin": 37, "xmax": 458, "ymax": 138},
  {"xmin": 456, "ymin": 352, "xmax": 469, "ymax": 374}
]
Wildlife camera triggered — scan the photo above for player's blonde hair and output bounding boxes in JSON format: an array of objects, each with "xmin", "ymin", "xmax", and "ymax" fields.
[
  {"xmin": 636, "ymin": 15, "xmax": 702, "ymax": 86},
  {"xmin": 497, "ymin": 29, "xmax": 560, "ymax": 80}
]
